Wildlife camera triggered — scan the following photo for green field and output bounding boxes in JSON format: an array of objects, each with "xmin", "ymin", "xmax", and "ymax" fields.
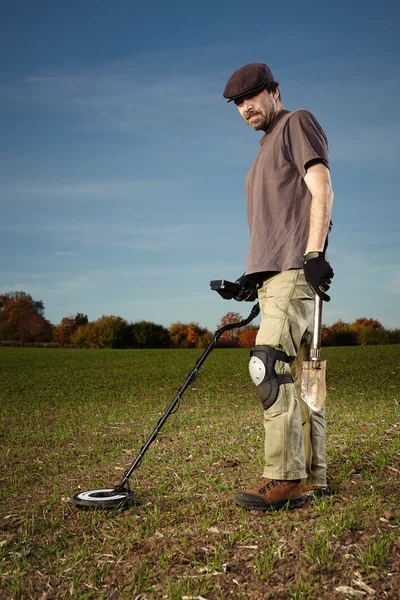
[{"xmin": 1, "ymin": 345, "xmax": 400, "ymax": 599}]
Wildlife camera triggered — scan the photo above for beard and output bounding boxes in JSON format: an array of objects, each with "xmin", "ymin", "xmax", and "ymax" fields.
[{"xmin": 244, "ymin": 97, "xmax": 277, "ymax": 131}]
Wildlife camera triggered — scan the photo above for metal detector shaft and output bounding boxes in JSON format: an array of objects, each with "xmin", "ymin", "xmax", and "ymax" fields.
[{"xmin": 115, "ymin": 302, "xmax": 260, "ymax": 491}]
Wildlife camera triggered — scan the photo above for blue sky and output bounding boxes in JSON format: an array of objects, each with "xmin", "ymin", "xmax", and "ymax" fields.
[{"xmin": 1, "ymin": 0, "xmax": 399, "ymax": 331}]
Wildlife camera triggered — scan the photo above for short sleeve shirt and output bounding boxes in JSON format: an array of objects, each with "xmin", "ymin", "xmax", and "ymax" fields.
[{"xmin": 245, "ymin": 109, "xmax": 329, "ymax": 275}]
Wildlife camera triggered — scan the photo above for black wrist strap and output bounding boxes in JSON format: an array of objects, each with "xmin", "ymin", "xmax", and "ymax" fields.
[{"xmin": 304, "ymin": 251, "xmax": 324, "ymax": 262}]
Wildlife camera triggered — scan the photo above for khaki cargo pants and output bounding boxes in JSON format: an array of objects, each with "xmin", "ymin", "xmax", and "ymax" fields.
[{"xmin": 255, "ymin": 269, "xmax": 326, "ymax": 485}]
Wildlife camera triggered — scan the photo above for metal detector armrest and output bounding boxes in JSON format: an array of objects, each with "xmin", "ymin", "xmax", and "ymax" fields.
[{"xmin": 210, "ymin": 279, "xmax": 240, "ymax": 300}]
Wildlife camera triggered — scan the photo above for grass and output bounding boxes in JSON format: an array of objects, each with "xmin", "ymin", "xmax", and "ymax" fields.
[{"xmin": 0, "ymin": 344, "xmax": 400, "ymax": 599}]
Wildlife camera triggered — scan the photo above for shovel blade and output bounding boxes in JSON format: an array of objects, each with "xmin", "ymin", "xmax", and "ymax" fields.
[{"xmin": 301, "ymin": 360, "xmax": 326, "ymax": 412}]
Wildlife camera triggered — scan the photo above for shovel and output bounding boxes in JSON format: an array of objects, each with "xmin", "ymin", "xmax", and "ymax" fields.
[{"xmin": 301, "ymin": 294, "xmax": 326, "ymax": 412}]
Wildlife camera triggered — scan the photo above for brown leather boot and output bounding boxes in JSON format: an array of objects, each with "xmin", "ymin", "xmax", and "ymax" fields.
[{"xmin": 235, "ymin": 478, "xmax": 305, "ymax": 511}]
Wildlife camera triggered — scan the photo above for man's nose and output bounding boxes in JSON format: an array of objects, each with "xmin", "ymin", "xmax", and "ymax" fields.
[{"xmin": 241, "ymin": 98, "xmax": 255, "ymax": 113}]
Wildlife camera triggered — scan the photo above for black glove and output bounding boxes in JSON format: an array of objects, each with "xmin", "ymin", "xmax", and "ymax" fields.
[
  {"xmin": 233, "ymin": 273, "xmax": 259, "ymax": 302},
  {"xmin": 303, "ymin": 251, "xmax": 334, "ymax": 302}
]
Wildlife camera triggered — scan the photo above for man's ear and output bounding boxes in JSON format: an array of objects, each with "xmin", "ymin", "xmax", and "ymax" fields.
[{"xmin": 273, "ymin": 87, "xmax": 280, "ymax": 101}]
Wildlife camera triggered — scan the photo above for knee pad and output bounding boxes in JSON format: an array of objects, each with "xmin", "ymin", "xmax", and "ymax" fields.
[{"xmin": 249, "ymin": 345, "xmax": 293, "ymax": 410}]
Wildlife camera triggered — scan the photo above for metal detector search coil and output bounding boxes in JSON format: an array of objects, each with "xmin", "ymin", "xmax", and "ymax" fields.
[
  {"xmin": 74, "ymin": 488, "xmax": 136, "ymax": 508},
  {"xmin": 73, "ymin": 294, "xmax": 260, "ymax": 509}
]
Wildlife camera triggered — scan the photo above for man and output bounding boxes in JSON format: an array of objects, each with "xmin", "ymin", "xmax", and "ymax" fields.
[{"xmin": 223, "ymin": 63, "xmax": 334, "ymax": 511}]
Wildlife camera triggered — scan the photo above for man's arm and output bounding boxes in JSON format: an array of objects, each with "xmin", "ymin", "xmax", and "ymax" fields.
[
  {"xmin": 302, "ymin": 162, "xmax": 334, "ymax": 301},
  {"xmin": 303, "ymin": 162, "xmax": 334, "ymax": 253}
]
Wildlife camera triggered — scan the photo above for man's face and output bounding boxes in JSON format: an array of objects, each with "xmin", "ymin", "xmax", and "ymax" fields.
[{"xmin": 235, "ymin": 89, "xmax": 278, "ymax": 131}]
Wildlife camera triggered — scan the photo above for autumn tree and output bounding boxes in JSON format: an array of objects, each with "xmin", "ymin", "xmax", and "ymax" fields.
[
  {"xmin": 94, "ymin": 315, "xmax": 132, "ymax": 348},
  {"xmin": 321, "ymin": 317, "xmax": 388, "ymax": 346},
  {"xmin": 70, "ymin": 322, "xmax": 98, "ymax": 348},
  {"xmin": 198, "ymin": 329, "xmax": 213, "ymax": 347},
  {"xmin": 54, "ymin": 313, "xmax": 90, "ymax": 345},
  {"xmin": 238, "ymin": 325, "xmax": 258, "ymax": 348},
  {"xmin": 186, "ymin": 322, "xmax": 200, "ymax": 348},
  {"xmin": 350, "ymin": 317, "xmax": 384, "ymax": 346},
  {"xmin": 216, "ymin": 311, "xmax": 243, "ymax": 347},
  {"xmin": 54, "ymin": 316, "xmax": 76, "ymax": 345},
  {"xmin": 169, "ymin": 322, "xmax": 190, "ymax": 348},
  {"xmin": 0, "ymin": 291, "xmax": 53, "ymax": 343},
  {"xmin": 0, "ymin": 291, "xmax": 45, "ymax": 316},
  {"xmin": 69, "ymin": 317, "xmax": 169, "ymax": 349},
  {"xmin": 168, "ymin": 322, "xmax": 211, "ymax": 348},
  {"xmin": 186, "ymin": 322, "xmax": 212, "ymax": 348},
  {"xmin": 69, "ymin": 315, "xmax": 130, "ymax": 349},
  {"xmin": 321, "ymin": 320, "xmax": 356, "ymax": 346}
]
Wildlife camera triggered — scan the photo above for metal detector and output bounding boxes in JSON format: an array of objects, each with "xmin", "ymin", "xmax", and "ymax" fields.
[{"xmin": 74, "ymin": 281, "xmax": 259, "ymax": 508}]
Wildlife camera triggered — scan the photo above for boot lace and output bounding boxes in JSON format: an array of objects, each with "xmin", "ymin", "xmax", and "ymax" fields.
[{"xmin": 257, "ymin": 479, "xmax": 285, "ymax": 495}]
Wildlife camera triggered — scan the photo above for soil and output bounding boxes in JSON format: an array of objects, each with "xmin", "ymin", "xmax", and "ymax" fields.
[{"xmin": 1, "ymin": 456, "xmax": 400, "ymax": 600}]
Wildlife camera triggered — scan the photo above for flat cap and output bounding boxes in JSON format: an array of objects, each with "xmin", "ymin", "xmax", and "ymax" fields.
[{"xmin": 223, "ymin": 63, "xmax": 275, "ymax": 102}]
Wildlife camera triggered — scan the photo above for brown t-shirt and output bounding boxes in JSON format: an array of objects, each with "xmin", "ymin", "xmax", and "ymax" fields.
[{"xmin": 245, "ymin": 109, "xmax": 329, "ymax": 276}]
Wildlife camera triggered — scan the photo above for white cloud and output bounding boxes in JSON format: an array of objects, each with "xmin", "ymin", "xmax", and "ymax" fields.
[
  {"xmin": 1, "ymin": 207, "xmax": 245, "ymax": 254},
  {"xmin": 4, "ymin": 54, "xmax": 398, "ymax": 174},
  {"xmin": 58, "ymin": 277, "xmax": 95, "ymax": 290},
  {"xmin": 0, "ymin": 59, "xmax": 222, "ymax": 136},
  {"xmin": 1, "ymin": 178, "xmax": 171, "ymax": 199}
]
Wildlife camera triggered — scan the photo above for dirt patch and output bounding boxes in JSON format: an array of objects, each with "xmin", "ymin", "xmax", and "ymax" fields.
[{"xmin": 1, "ymin": 470, "xmax": 400, "ymax": 599}]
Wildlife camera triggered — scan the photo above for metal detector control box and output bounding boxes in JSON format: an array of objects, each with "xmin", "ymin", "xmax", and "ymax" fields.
[{"xmin": 210, "ymin": 279, "xmax": 240, "ymax": 300}]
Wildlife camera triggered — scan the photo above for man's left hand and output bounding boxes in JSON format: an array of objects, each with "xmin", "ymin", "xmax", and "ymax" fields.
[{"xmin": 303, "ymin": 252, "xmax": 334, "ymax": 302}]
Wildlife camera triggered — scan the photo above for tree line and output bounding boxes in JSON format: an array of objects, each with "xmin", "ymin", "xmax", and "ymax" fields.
[{"xmin": 0, "ymin": 291, "xmax": 399, "ymax": 349}]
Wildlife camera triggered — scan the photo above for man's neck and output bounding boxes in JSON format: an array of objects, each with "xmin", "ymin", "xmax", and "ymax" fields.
[{"xmin": 261, "ymin": 105, "xmax": 286, "ymax": 132}]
